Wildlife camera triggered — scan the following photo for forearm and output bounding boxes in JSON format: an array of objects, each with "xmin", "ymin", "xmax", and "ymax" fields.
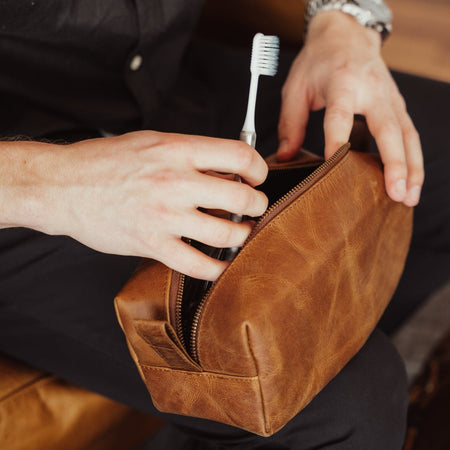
[
  {"xmin": 0, "ymin": 131, "xmax": 269, "ymax": 280},
  {"xmin": 0, "ymin": 140, "xmax": 65, "ymax": 233}
]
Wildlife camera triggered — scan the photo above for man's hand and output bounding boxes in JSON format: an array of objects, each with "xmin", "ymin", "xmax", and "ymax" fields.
[
  {"xmin": 0, "ymin": 131, "xmax": 268, "ymax": 280},
  {"xmin": 277, "ymin": 10, "xmax": 424, "ymax": 207}
]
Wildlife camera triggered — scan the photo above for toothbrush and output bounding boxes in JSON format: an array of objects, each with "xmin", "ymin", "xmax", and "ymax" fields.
[
  {"xmin": 223, "ymin": 33, "xmax": 280, "ymax": 262},
  {"xmin": 240, "ymin": 33, "xmax": 280, "ymax": 148},
  {"xmin": 200, "ymin": 33, "xmax": 280, "ymax": 294}
]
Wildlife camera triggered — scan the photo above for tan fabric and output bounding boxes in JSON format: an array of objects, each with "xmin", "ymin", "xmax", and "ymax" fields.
[
  {"xmin": 0, "ymin": 354, "xmax": 163, "ymax": 450},
  {"xmin": 115, "ymin": 148, "xmax": 413, "ymax": 436}
]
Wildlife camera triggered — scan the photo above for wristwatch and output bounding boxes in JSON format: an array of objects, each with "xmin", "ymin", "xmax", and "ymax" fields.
[{"xmin": 305, "ymin": 0, "xmax": 393, "ymax": 41}]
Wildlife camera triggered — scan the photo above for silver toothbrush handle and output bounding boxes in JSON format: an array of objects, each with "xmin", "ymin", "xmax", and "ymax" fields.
[
  {"xmin": 222, "ymin": 130, "xmax": 257, "ymax": 262},
  {"xmin": 240, "ymin": 130, "xmax": 256, "ymax": 147},
  {"xmin": 233, "ymin": 129, "xmax": 257, "ymax": 214}
]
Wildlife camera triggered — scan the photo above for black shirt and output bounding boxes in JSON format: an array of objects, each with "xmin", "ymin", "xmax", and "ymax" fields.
[{"xmin": 0, "ymin": 0, "xmax": 204, "ymax": 137}]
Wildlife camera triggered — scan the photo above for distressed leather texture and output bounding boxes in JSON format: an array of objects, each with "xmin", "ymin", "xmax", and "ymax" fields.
[{"xmin": 115, "ymin": 147, "xmax": 413, "ymax": 436}]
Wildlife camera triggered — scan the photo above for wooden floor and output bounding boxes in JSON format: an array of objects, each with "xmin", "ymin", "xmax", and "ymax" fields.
[{"xmin": 382, "ymin": 0, "xmax": 450, "ymax": 82}]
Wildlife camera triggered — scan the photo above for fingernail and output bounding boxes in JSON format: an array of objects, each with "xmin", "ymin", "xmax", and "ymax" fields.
[
  {"xmin": 405, "ymin": 185, "xmax": 421, "ymax": 206},
  {"xmin": 393, "ymin": 179, "xmax": 407, "ymax": 201}
]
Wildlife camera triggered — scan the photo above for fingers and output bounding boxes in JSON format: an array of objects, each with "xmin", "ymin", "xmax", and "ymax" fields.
[
  {"xmin": 179, "ymin": 211, "xmax": 254, "ymax": 249},
  {"xmin": 323, "ymin": 79, "xmax": 355, "ymax": 159},
  {"xmin": 365, "ymin": 88, "xmax": 424, "ymax": 206},
  {"xmin": 365, "ymin": 104, "xmax": 408, "ymax": 202},
  {"xmin": 391, "ymin": 97, "xmax": 424, "ymax": 206},
  {"xmin": 150, "ymin": 212, "xmax": 254, "ymax": 281},
  {"xmin": 158, "ymin": 213, "xmax": 254, "ymax": 281},
  {"xmin": 178, "ymin": 134, "xmax": 268, "ymax": 187},
  {"xmin": 156, "ymin": 238, "xmax": 229, "ymax": 281},
  {"xmin": 191, "ymin": 173, "xmax": 268, "ymax": 217},
  {"xmin": 320, "ymin": 67, "xmax": 423, "ymax": 206},
  {"xmin": 277, "ymin": 80, "xmax": 310, "ymax": 161}
]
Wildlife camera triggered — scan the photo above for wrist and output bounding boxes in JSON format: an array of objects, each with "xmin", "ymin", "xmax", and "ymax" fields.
[{"xmin": 306, "ymin": 10, "xmax": 382, "ymax": 50}]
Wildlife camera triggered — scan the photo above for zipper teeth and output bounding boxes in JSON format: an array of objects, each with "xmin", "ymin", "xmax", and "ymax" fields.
[
  {"xmin": 175, "ymin": 273, "xmax": 186, "ymax": 350},
  {"xmin": 190, "ymin": 295, "xmax": 204, "ymax": 363},
  {"xmin": 187, "ymin": 143, "xmax": 350, "ymax": 364}
]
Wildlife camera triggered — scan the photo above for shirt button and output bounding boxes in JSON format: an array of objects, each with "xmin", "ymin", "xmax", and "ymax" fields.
[{"xmin": 129, "ymin": 54, "xmax": 143, "ymax": 71}]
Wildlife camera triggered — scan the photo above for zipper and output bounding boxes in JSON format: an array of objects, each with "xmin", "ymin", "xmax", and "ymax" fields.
[
  {"xmin": 244, "ymin": 143, "xmax": 350, "ymax": 244},
  {"xmin": 173, "ymin": 270, "xmax": 187, "ymax": 351},
  {"xmin": 189, "ymin": 284, "xmax": 209, "ymax": 362},
  {"xmin": 174, "ymin": 143, "xmax": 350, "ymax": 363}
]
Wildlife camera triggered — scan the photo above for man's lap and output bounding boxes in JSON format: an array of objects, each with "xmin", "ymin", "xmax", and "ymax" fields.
[{"xmin": 0, "ymin": 227, "xmax": 408, "ymax": 448}]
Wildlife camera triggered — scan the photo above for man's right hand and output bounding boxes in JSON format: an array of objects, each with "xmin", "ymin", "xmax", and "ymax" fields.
[{"xmin": 0, "ymin": 131, "xmax": 268, "ymax": 280}]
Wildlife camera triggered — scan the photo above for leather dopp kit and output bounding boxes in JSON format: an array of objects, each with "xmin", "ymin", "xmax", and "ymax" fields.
[{"xmin": 115, "ymin": 144, "xmax": 413, "ymax": 436}]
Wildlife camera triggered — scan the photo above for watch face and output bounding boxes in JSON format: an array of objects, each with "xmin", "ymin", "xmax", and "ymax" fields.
[{"xmin": 357, "ymin": 0, "xmax": 392, "ymax": 22}]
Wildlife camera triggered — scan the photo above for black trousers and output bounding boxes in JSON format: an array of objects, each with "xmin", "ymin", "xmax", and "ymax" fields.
[{"xmin": 0, "ymin": 44, "xmax": 449, "ymax": 449}]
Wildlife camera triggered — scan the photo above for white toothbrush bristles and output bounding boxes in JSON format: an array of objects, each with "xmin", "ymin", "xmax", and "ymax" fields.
[
  {"xmin": 250, "ymin": 33, "xmax": 280, "ymax": 76},
  {"xmin": 242, "ymin": 33, "xmax": 280, "ymax": 133}
]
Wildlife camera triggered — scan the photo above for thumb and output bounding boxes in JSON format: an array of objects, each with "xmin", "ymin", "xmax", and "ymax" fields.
[{"xmin": 277, "ymin": 83, "xmax": 310, "ymax": 161}]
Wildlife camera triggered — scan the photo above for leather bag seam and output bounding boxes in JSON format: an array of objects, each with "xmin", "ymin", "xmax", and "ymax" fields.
[
  {"xmin": 140, "ymin": 364, "xmax": 258, "ymax": 381},
  {"xmin": 245, "ymin": 324, "xmax": 271, "ymax": 435}
]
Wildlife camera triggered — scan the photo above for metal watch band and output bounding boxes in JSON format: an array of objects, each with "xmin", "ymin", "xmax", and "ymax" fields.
[{"xmin": 305, "ymin": 0, "xmax": 392, "ymax": 41}]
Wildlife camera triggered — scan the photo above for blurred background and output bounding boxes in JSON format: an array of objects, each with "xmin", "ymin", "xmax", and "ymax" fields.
[{"xmin": 382, "ymin": 0, "xmax": 450, "ymax": 83}]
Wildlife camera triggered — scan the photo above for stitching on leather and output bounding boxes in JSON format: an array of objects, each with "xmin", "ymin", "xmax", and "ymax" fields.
[
  {"xmin": 245, "ymin": 324, "xmax": 270, "ymax": 435},
  {"xmin": 140, "ymin": 364, "xmax": 258, "ymax": 381}
]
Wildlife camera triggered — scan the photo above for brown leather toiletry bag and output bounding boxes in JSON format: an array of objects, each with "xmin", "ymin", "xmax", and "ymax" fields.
[{"xmin": 115, "ymin": 144, "xmax": 413, "ymax": 436}]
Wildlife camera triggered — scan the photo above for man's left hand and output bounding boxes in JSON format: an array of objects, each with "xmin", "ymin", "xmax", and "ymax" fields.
[{"xmin": 277, "ymin": 10, "xmax": 424, "ymax": 207}]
